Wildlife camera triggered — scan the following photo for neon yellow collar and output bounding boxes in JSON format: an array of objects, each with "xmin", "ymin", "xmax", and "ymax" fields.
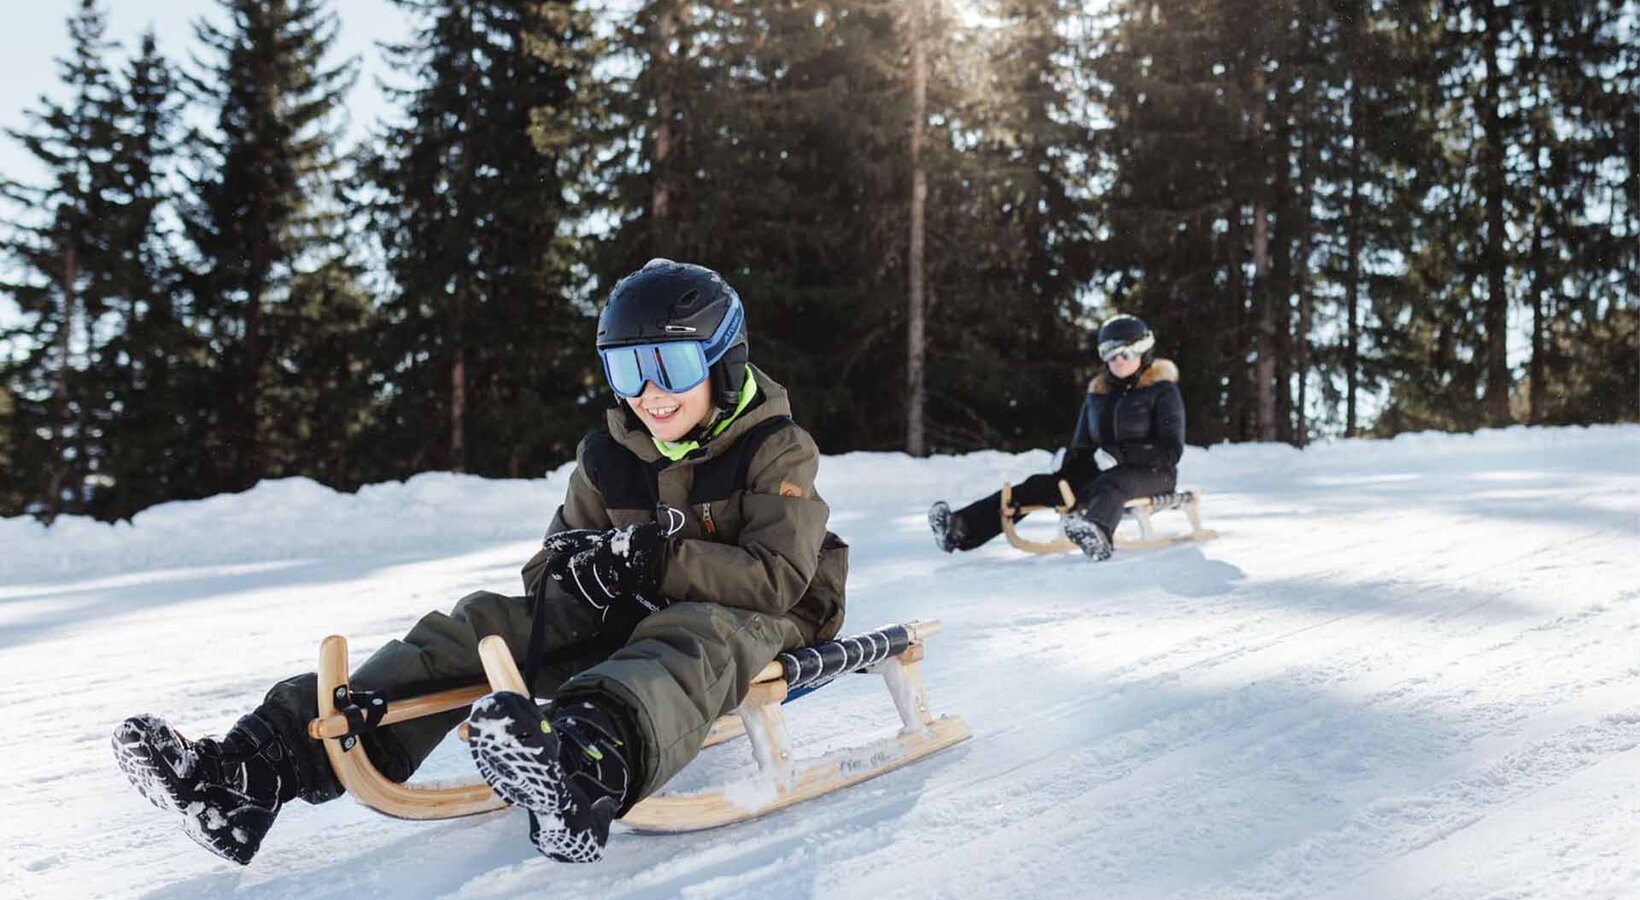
[{"xmin": 652, "ymin": 369, "xmax": 760, "ymax": 461}]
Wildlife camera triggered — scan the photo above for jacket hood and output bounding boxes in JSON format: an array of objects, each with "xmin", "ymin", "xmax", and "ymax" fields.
[
  {"xmin": 606, "ymin": 363, "xmax": 793, "ymax": 464},
  {"xmin": 1089, "ymin": 357, "xmax": 1179, "ymax": 396}
]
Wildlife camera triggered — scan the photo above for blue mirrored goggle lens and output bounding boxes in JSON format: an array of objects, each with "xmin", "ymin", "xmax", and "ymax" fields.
[{"xmin": 601, "ymin": 342, "xmax": 711, "ymax": 398}]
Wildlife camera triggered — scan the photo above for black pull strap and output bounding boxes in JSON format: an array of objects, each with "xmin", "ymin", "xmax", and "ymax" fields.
[{"xmin": 522, "ymin": 572, "xmax": 549, "ymax": 697}]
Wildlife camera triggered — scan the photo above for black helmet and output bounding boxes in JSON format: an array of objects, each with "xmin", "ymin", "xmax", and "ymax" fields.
[
  {"xmin": 597, "ymin": 259, "xmax": 749, "ymax": 412},
  {"xmin": 1096, "ymin": 314, "xmax": 1155, "ymax": 367}
]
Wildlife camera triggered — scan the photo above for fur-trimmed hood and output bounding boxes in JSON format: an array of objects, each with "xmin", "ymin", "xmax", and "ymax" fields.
[{"xmin": 1089, "ymin": 357, "xmax": 1179, "ymax": 395}]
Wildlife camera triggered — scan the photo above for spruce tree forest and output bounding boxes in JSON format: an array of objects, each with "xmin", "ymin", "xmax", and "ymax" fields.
[{"xmin": 1, "ymin": 0, "xmax": 1634, "ymax": 523}]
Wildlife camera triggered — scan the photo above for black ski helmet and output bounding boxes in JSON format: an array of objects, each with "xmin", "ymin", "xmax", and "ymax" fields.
[
  {"xmin": 597, "ymin": 259, "xmax": 750, "ymax": 412},
  {"xmin": 1096, "ymin": 314, "xmax": 1155, "ymax": 368}
]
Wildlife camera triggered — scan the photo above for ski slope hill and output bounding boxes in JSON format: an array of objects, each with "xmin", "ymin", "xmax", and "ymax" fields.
[{"xmin": 3, "ymin": 425, "xmax": 1637, "ymax": 899}]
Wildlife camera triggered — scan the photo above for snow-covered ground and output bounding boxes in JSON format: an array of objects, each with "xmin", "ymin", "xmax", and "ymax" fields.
[{"xmin": 4, "ymin": 425, "xmax": 1638, "ymax": 899}]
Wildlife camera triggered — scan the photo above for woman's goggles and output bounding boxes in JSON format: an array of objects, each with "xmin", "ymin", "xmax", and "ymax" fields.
[{"xmin": 1098, "ymin": 333, "xmax": 1155, "ymax": 364}]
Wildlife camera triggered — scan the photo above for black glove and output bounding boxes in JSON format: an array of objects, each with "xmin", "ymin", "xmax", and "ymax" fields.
[
  {"xmin": 545, "ymin": 523, "xmax": 668, "ymax": 622},
  {"xmin": 1057, "ymin": 447, "xmax": 1097, "ymax": 484}
]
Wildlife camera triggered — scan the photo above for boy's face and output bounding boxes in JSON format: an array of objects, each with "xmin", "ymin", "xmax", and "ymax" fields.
[{"xmin": 627, "ymin": 379, "xmax": 713, "ymax": 442}]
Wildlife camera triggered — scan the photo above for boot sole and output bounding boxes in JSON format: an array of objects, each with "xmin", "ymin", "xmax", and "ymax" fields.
[
  {"xmin": 467, "ymin": 692, "xmax": 610, "ymax": 863},
  {"xmin": 111, "ymin": 716, "xmax": 262, "ymax": 865},
  {"xmin": 928, "ymin": 503, "xmax": 955, "ymax": 553},
  {"xmin": 112, "ymin": 716, "xmax": 191, "ymax": 816},
  {"xmin": 1063, "ymin": 518, "xmax": 1113, "ymax": 561},
  {"xmin": 467, "ymin": 693, "xmax": 567, "ymax": 814}
]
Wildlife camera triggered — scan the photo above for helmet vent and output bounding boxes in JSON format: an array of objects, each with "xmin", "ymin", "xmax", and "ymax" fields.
[{"xmin": 677, "ymin": 289, "xmax": 700, "ymax": 308}]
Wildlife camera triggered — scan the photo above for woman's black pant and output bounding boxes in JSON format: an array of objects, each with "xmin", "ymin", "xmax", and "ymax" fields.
[{"xmin": 949, "ymin": 465, "xmax": 1177, "ymax": 551}]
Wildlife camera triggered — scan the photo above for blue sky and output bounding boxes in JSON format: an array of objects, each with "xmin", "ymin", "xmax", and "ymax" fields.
[
  {"xmin": 0, "ymin": 2, "xmax": 413, "ymax": 329},
  {"xmin": 0, "ymin": 0, "xmax": 411, "ymax": 187}
]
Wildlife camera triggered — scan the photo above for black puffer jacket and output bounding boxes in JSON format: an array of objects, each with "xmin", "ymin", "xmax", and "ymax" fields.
[{"xmin": 1063, "ymin": 358, "xmax": 1186, "ymax": 475}]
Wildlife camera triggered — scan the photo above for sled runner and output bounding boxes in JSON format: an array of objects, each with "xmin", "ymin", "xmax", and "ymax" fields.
[
  {"xmin": 999, "ymin": 479, "xmax": 1217, "ymax": 555},
  {"xmin": 308, "ymin": 620, "xmax": 970, "ymax": 832}
]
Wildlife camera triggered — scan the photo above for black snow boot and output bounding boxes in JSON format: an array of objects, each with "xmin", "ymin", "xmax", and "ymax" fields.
[
  {"xmin": 466, "ymin": 691, "xmax": 635, "ymax": 863},
  {"xmin": 111, "ymin": 712, "xmax": 303, "ymax": 865},
  {"xmin": 928, "ymin": 501, "xmax": 967, "ymax": 554},
  {"xmin": 1063, "ymin": 511, "xmax": 1114, "ymax": 561}
]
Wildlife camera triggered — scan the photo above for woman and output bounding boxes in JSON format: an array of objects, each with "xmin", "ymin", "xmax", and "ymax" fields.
[{"xmin": 927, "ymin": 314, "xmax": 1185, "ymax": 560}]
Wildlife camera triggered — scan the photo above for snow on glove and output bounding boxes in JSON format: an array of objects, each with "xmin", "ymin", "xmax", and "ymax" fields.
[
  {"xmin": 542, "ymin": 527, "xmax": 606, "ymax": 560},
  {"xmin": 546, "ymin": 523, "xmax": 668, "ymax": 622}
]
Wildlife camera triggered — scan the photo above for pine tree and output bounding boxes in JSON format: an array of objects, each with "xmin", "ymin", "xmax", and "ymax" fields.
[
  {"xmin": 179, "ymin": 0, "xmax": 360, "ymax": 494},
  {"xmin": 1516, "ymin": 0, "xmax": 1638, "ymax": 424},
  {"xmin": 922, "ymin": 0, "xmax": 1092, "ymax": 449},
  {"xmin": 83, "ymin": 31, "xmax": 197, "ymax": 519},
  {"xmin": 368, "ymin": 0, "xmax": 600, "ymax": 480},
  {"xmin": 1088, "ymin": 0, "xmax": 1246, "ymax": 443},
  {"xmin": 594, "ymin": 1, "xmax": 914, "ymax": 451},
  {"xmin": 0, "ymin": 0, "xmax": 126, "ymax": 519},
  {"xmin": 1380, "ymin": 0, "xmax": 1636, "ymax": 433}
]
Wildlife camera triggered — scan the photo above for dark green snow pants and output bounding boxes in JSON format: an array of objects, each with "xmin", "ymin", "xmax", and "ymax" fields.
[{"xmin": 256, "ymin": 589, "xmax": 802, "ymax": 807}]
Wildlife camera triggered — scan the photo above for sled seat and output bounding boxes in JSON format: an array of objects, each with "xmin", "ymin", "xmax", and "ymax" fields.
[
  {"xmin": 307, "ymin": 620, "xmax": 970, "ymax": 831},
  {"xmin": 1000, "ymin": 479, "xmax": 1217, "ymax": 554}
]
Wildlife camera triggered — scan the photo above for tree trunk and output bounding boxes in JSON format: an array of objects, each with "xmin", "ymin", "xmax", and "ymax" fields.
[
  {"xmin": 1481, "ymin": 1, "xmax": 1511, "ymax": 425},
  {"xmin": 1223, "ymin": 205, "xmax": 1249, "ymax": 442},
  {"xmin": 1345, "ymin": 75, "xmax": 1362, "ymax": 438},
  {"xmin": 1252, "ymin": 66, "xmax": 1276, "ymax": 442},
  {"xmin": 652, "ymin": 1, "xmax": 675, "ymax": 227},
  {"xmin": 243, "ymin": 275, "xmax": 264, "ymax": 488},
  {"xmin": 905, "ymin": 0, "xmax": 928, "ymax": 456},
  {"xmin": 451, "ymin": 285, "xmax": 467, "ymax": 473},
  {"xmin": 1528, "ymin": 217, "xmax": 1545, "ymax": 422},
  {"xmin": 46, "ymin": 243, "xmax": 79, "ymax": 522},
  {"xmin": 1294, "ymin": 4, "xmax": 1315, "ymax": 448},
  {"xmin": 1271, "ymin": 119, "xmax": 1294, "ymax": 445},
  {"xmin": 1526, "ymin": 11, "xmax": 1547, "ymax": 424}
]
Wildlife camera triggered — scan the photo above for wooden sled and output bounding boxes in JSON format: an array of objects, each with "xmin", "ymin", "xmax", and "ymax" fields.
[
  {"xmin": 308, "ymin": 619, "xmax": 970, "ymax": 833},
  {"xmin": 1000, "ymin": 479, "xmax": 1218, "ymax": 555}
]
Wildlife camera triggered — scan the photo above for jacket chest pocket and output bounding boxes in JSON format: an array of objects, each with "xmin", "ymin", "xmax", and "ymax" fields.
[
  {"xmin": 691, "ymin": 494, "xmax": 746, "ymax": 542},
  {"xmin": 1116, "ymin": 395, "xmax": 1151, "ymax": 442}
]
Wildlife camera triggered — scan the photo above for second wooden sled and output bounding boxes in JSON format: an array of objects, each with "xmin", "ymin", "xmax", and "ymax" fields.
[
  {"xmin": 1000, "ymin": 479, "xmax": 1218, "ymax": 555},
  {"xmin": 309, "ymin": 619, "xmax": 970, "ymax": 833}
]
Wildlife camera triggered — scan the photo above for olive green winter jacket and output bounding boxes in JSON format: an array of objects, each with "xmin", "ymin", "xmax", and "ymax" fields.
[{"xmin": 519, "ymin": 365, "xmax": 847, "ymax": 645}]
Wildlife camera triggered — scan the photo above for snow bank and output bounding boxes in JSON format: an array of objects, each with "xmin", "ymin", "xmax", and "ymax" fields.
[
  {"xmin": 0, "ymin": 467, "xmax": 575, "ymax": 584},
  {"xmin": 2, "ymin": 423, "xmax": 1633, "ymax": 585}
]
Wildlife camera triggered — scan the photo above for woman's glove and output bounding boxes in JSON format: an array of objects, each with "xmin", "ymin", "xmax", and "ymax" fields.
[
  {"xmin": 1057, "ymin": 447, "xmax": 1097, "ymax": 484},
  {"xmin": 544, "ymin": 524, "xmax": 669, "ymax": 621}
]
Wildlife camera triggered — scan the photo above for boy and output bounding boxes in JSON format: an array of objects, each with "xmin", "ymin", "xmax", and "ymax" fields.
[{"xmin": 113, "ymin": 260, "xmax": 847, "ymax": 864}]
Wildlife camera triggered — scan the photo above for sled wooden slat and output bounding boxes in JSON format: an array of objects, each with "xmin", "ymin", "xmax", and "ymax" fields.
[
  {"xmin": 315, "ymin": 635, "xmax": 507, "ymax": 820},
  {"xmin": 623, "ymin": 622, "xmax": 967, "ymax": 833},
  {"xmin": 1000, "ymin": 481, "xmax": 1078, "ymax": 554},
  {"xmin": 308, "ymin": 683, "xmax": 490, "ymax": 740},
  {"xmin": 621, "ymin": 716, "xmax": 972, "ymax": 833},
  {"xmin": 1001, "ymin": 479, "xmax": 1217, "ymax": 555},
  {"xmin": 311, "ymin": 620, "xmax": 966, "ymax": 831}
]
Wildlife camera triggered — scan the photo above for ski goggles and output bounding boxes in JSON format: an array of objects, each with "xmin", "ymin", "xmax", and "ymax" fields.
[
  {"xmin": 599, "ymin": 298, "xmax": 745, "ymax": 398},
  {"xmin": 1099, "ymin": 333, "xmax": 1155, "ymax": 363}
]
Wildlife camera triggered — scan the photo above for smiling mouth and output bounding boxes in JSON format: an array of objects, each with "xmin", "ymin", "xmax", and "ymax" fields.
[{"xmin": 642, "ymin": 404, "xmax": 680, "ymax": 420}]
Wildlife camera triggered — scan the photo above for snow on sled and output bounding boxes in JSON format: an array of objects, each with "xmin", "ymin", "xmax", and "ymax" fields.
[
  {"xmin": 307, "ymin": 620, "xmax": 970, "ymax": 832},
  {"xmin": 999, "ymin": 479, "xmax": 1218, "ymax": 555}
]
